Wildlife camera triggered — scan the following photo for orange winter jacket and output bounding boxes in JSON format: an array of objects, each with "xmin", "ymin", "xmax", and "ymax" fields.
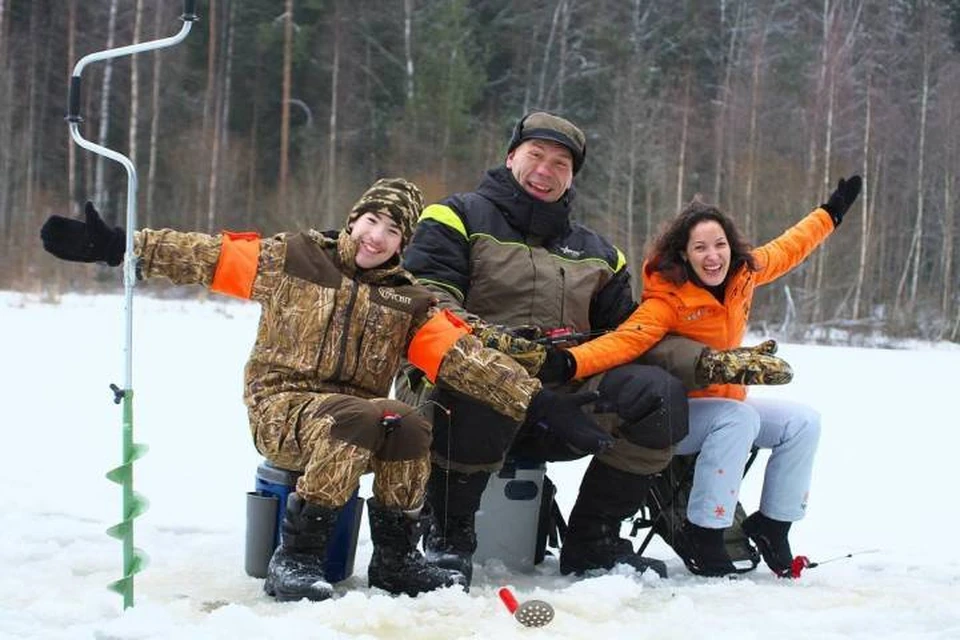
[{"xmin": 569, "ymin": 207, "xmax": 835, "ymax": 399}]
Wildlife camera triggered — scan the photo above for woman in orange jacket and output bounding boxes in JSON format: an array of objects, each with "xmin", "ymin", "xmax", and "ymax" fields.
[{"xmin": 540, "ymin": 175, "xmax": 862, "ymax": 577}]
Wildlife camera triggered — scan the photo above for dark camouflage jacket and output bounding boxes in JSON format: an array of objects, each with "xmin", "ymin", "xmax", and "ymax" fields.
[{"xmin": 134, "ymin": 227, "xmax": 541, "ymax": 421}]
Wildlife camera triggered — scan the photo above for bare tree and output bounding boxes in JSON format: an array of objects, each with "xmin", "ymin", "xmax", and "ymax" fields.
[
  {"xmin": 852, "ymin": 68, "xmax": 872, "ymax": 320},
  {"xmin": 404, "ymin": 0, "xmax": 414, "ymax": 102},
  {"xmin": 66, "ymin": 0, "xmax": 78, "ymax": 214},
  {"xmin": 537, "ymin": 0, "xmax": 564, "ymax": 107},
  {"xmin": 129, "ymin": 0, "xmax": 144, "ymax": 169},
  {"xmin": 712, "ymin": 0, "xmax": 745, "ymax": 205},
  {"xmin": 895, "ymin": 0, "xmax": 932, "ymax": 311},
  {"xmin": 328, "ymin": 1, "xmax": 342, "ymax": 218},
  {"xmin": 279, "ymin": 0, "xmax": 294, "ymax": 216},
  {"xmin": 145, "ymin": 3, "xmax": 167, "ymax": 228},
  {"xmin": 93, "ymin": 0, "xmax": 119, "ymax": 208},
  {"xmin": 675, "ymin": 71, "xmax": 691, "ymax": 213}
]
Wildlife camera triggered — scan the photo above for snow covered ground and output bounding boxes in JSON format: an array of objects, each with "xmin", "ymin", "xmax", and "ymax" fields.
[{"xmin": 2, "ymin": 291, "xmax": 959, "ymax": 639}]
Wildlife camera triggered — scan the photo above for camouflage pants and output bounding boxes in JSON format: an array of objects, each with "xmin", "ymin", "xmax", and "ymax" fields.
[{"xmin": 249, "ymin": 392, "xmax": 431, "ymax": 510}]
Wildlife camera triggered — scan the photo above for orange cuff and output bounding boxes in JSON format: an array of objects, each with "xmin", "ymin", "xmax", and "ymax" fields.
[
  {"xmin": 407, "ymin": 309, "xmax": 471, "ymax": 383},
  {"xmin": 211, "ymin": 231, "xmax": 260, "ymax": 299}
]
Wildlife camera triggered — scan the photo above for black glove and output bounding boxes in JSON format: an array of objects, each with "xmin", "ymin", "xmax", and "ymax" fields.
[
  {"xmin": 526, "ymin": 388, "xmax": 614, "ymax": 455},
  {"xmin": 821, "ymin": 175, "xmax": 862, "ymax": 227},
  {"xmin": 40, "ymin": 201, "xmax": 125, "ymax": 266},
  {"xmin": 537, "ymin": 346, "xmax": 576, "ymax": 384}
]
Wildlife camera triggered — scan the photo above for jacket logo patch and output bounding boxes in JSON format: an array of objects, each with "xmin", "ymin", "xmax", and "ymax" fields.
[
  {"xmin": 376, "ymin": 287, "xmax": 413, "ymax": 308},
  {"xmin": 557, "ymin": 245, "xmax": 582, "ymax": 259},
  {"xmin": 683, "ymin": 308, "xmax": 708, "ymax": 322}
]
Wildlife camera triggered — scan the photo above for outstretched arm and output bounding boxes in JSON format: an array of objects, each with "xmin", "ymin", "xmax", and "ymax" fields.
[
  {"xmin": 405, "ymin": 308, "xmax": 614, "ymax": 454},
  {"xmin": 41, "ymin": 201, "xmax": 282, "ymax": 302},
  {"xmin": 754, "ymin": 175, "xmax": 862, "ymax": 285}
]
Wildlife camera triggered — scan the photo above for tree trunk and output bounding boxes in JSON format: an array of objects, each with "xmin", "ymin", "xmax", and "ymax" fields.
[
  {"xmin": 246, "ymin": 37, "xmax": 263, "ymax": 226},
  {"xmin": 279, "ymin": 0, "xmax": 294, "ymax": 216},
  {"xmin": 145, "ymin": 3, "xmax": 166, "ymax": 228},
  {"xmin": 803, "ymin": 0, "xmax": 830, "ymax": 324},
  {"xmin": 556, "ymin": 0, "xmax": 571, "ymax": 111},
  {"xmin": 908, "ymin": 29, "xmax": 929, "ymax": 306},
  {"xmin": 940, "ymin": 169, "xmax": 954, "ymax": 329},
  {"xmin": 207, "ymin": 2, "xmax": 227, "ymax": 234},
  {"xmin": 895, "ymin": 15, "xmax": 929, "ymax": 310},
  {"xmin": 24, "ymin": 0, "xmax": 39, "ymax": 216},
  {"xmin": 195, "ymin": 0, "xmax": 217, "ymax": 229},
  {"xmin": 0, "ymin": 0, "xmax": 8, "ymax": 239},
  {"xmin": 129, "ymin": 0, "xmax": 144, "ymax": 170},
  {"xmin": 675, "ymin": 71, "xmax": 691, "ymax": 213},
  {"xmin": 67, "ymin": 0, "xmax": 77, "ymax": 214},
  {"xmin": 852, "ymin": 69, "xmax": 872, "ymax": 320},
  {"xmin": 222, "ymin": 0, "xmax": 235, "ymax": 160},
  {"xmin": 94, "ymin": 0, "xmax": 119, "ymax": 208},
  {"xmin": 327, "ymin": 1, "xmax": 341, "ymax": 221},
  {"xmin": 812, "ymin": 50, "xmax": 837, "ymax": 323},
  {"xmin": 743, "ymin": 14, "xmax": 768, "ymax": 241},
  {"xmin": 537, "ymin": 0, "xmax": 564, "ymax": 107},
  {"xmin": 712, "ymin": 0, "xmax": 743, "ymax": 205},
  {"xmin": 404, "ymin": 0, "xmax": 414, "ymax": 103}
]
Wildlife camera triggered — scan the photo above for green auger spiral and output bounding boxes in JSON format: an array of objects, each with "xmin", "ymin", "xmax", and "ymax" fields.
[{"xmin": 105, "ymin": 388, "xmax": 149, "ymax": 609}]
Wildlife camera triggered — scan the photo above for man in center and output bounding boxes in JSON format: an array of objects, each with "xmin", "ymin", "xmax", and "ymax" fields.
[{"xmin": 397, "ymin": 111, "xmax": 789, "ymax": 583}]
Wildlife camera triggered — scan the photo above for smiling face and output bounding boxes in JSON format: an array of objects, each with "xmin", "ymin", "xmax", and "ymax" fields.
[
  {"xmin": 505, "ymin": 139, "xmax": 574, "ymax": 203},
  {"xmin": 682, "ymin": 219, "xmax": 731, "ymax": 287},
  {"xmin": 349, "ymin": 211, "xmax": 403, "ymax": 269}
]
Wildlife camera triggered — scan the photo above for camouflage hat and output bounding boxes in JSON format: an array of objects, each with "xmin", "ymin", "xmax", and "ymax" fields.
[
  {"xmin": 507, "ymin": 111, "xmax": 587, "ymax": 174},
  {"xmin": 346, "ymin": 178, "xmax": 424, "ymax": 249}
]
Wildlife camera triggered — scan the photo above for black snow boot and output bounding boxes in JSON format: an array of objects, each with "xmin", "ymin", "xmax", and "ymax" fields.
[
  {"xmin": 742, "ymin": 511, "xmax": 794, "ymax": 577},
  {"xmin": 560, "ymin": 460, "xmax": 668, "ymax": 578},
  {"xmin": 263, "ymin": 493, "xmax": 340, "ymax": 602},
  {"xmin": 422, "ymin": 465, "xmax": 490, "ymax": 587},
  {"xmin": 367, "ymin": 499, "xmax": 467, "ymax": 596},
  {"xmin": 678, "ymin": 520, "xmax": 737, "ymax": 577}
]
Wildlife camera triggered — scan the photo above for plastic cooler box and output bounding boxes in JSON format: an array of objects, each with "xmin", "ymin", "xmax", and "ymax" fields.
[
  {"xmin": 474, "ymin": 459, "xmax": 547, "ymax": 573},
  {"xmin": 244, "ymin": 461, "xmax": 364, "ymax": 582}
]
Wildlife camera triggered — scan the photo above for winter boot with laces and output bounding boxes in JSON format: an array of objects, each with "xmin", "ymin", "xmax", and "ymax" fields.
[
  {"xmin": 679, "ymin": 520, "xmax": 738, "ymax": 577},
  {"xmin": 263, "ymin": 493, "xmax": 340, "ymax": 602},
  {"xmin": 367, "ymin": 499, "xmax": 467, "ymax": 596},
  {"xmin": 742, "ymin": 511, "xmax": 794, "ymax": 577},
  {"xmin": 422, "ymin": 466, "xmax": 490, "ymax": 587},
  {"xmin": 560, "ymin": 460, "xmax": 668, "ymax": 578}
]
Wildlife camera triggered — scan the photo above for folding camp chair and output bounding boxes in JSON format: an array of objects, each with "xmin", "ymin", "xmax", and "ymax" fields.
[{"xmin": 630, "ymin": 448, "xmax": 761, "ymax": 573}]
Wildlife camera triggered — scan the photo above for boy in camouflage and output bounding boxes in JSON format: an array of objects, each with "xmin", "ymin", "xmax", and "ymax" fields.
[{"xmin": 40, "ymin": 178, "xmax": 612, "ymax": 602}]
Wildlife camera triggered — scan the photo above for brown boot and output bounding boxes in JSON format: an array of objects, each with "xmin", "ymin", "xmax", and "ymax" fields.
[{"xmin": 695, "ymin": 342, "xmax": 793, "ymax": 386}]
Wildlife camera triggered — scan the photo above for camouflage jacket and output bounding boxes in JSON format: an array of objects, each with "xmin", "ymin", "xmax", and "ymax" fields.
[{"xmin": 134, "ymin": 227, "xmax": 541, "ymax": 421}]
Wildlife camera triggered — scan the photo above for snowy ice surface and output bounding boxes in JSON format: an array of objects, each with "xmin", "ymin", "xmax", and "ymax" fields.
[{"xmin": 2, "ymin": 291, "xmax": 958, "ymax": 639}]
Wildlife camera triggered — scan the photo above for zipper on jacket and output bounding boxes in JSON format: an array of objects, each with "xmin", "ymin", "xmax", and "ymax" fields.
[
  {"xmin": 559, "ymin": 266, "xmax": 566, "ymax": 328},
  {"xmin": 330, "ymin": 280, "xmax": 360, "ymax": 380}
]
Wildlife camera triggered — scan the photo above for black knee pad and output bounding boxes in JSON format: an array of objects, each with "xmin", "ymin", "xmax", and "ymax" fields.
[
  {"xmin": 429, "ymin": 391, "xmax": 519, "ymax": 466},
  {"xmin": 597, "ymin": 365, "xmax": 689, "ymax": 449}
]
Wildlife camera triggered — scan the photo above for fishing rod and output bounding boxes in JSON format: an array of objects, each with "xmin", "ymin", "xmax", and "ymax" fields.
[{"xmin": 66, "ymin": 0, "xmax": 199, "ymax": 610}]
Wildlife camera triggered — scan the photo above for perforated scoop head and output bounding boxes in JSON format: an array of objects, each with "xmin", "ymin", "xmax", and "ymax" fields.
[{"xmin": 515, "ymin": 600, "xmax": 555, "ymax": 627}]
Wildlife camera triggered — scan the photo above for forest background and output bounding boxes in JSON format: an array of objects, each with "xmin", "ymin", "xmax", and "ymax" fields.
[{"xmin": 2, "ymin": 0, "xmax": 959, "ymax": 342}]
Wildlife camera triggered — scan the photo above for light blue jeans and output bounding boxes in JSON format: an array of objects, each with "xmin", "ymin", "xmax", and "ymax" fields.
[{"xmin": 676, "ymin": 397, "xmax": 821, "ymax": 529}]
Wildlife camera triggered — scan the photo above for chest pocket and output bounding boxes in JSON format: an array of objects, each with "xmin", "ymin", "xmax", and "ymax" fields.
[
  {"xmin": 262, "ymin": 276, "xmax": 336, "ymax": 373},
  {"xmin": 347, "ymin": 286, "xmax": 418, "ymax": 396}
]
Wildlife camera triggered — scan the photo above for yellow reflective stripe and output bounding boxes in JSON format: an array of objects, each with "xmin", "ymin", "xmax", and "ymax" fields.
[
  {"xmin": 614, "ymin": 248, "xmax": 627, "ymax": 272},
  {"xmin": 419, "ymin": 204, "xmax": 467, "ymax": 239}
]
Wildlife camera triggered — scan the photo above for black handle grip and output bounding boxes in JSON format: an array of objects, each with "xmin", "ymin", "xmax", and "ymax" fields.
[
  {"xmin": 182, "ymin": 0, "xmax": 198, "ymax": 21},
  {"xmin": 67, "ymin": 76, "xmax": 82, "ymax": 123}
]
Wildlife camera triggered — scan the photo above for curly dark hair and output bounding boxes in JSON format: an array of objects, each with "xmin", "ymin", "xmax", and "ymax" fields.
[{"xmin": 645, "ymin": 198, "xmax": 758, "ymax": 286}]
